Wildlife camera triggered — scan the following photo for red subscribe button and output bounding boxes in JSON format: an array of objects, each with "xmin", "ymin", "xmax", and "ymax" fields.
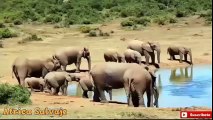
[{"xmin": 180, "ymin": 111, "xmax": 212, "ymax": 118}]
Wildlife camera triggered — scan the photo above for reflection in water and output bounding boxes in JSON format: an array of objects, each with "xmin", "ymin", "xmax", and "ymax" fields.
[
  {"xmin": 169, "ymin": 67, "xmax": 193, "ymax": 84},
  {"xmin": 68, "ymin": 65, "xmax": 212, "ymax": 108}
]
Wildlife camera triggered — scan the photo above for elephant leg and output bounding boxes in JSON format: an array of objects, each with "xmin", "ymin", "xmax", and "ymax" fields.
[
  {"xmin": 144, "ymin": 51, "xmax": 150, "ymax": 65},
  {"xmin": 108, "ymin": 89, "xmax": 112, "ymax": 101},
  {"xmin": 39, "ymin": 84, "xmax": 44, "ymax": 92},
  {"xmin": 146, "ymin": 88, "xmax": 154, "ymax": 107},
  {"xmin": 82, "ymin": 91, "xmax": 89, "ymax": 98},
  {"xmin": 150, "ymin": 52, "xmax": 155, "ymax": 64},
  {"xmin": 179, "ymin": 53, "xmax": 183, "ymax": 63},
  {"xmin": 52, "ymin": 87, "xmax": 60, "ymax": 95},
  {"xmin": 169, "ymin": 54, "xmax": 173, "ymax": 60},
  {"xmin": 184, "ymin": 54, "xmax": 188, "ymax": 62},
  {"xmin": 93, "ymin": 87, "xmax": 100, "ymax": 102},
  {"xmin": 153, "ymin": 86, "xmax": 159, "ymax": 108},
  {"xmin": 172, "ymin": 55, "xmax": 176, "ymax": 60},
  {"xmin": 97, "ymin": 86, "xmax": 108, "ymax": 103},
  {"xmin": 123, "ymin": 82, "xmax": 133, "ymax": 106},
  {"xmin": 138, "ymin": 91, "xmax": 145, "ymax": 107}
]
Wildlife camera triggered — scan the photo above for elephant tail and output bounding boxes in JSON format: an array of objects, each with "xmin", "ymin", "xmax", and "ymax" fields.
[{"xmin": 128, "ymin": 78, "xmax": 134, "ymax": 96}]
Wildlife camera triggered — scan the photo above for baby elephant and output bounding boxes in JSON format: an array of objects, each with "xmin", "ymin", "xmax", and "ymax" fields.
[
  {"xmin": 71, "ymin": 72, "xmax": 112, "ymax": 100},
  {"xmin": 44, "ymin": 71, "xmax": 74, "ymax": 95},
  {"xmin": 124, "ymin": 49, "xmax": 142, "ymax": 64},
  {"xmin": 25, "ymin": 77, "xmax": 45, "ymax": 92},
  {"xmin": 104, "ymin": 49, "xmax": 125, "ymax": 63},
  {"xmin": 167, "ymin": 46, "xmax": 193, "ymax": 64}
]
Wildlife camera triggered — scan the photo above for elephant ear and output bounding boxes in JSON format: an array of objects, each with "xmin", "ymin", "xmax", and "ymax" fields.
[
  {"xmin": 43, "ymin": 62, "xmax": 54, "ymax": 71},
  {"xmin": 142, "ymin": 43, "xmax": 153, "ymax": 52},
  {"xmin": 145, "ymin": 66, "xmax": 156, "ymax": 78}
]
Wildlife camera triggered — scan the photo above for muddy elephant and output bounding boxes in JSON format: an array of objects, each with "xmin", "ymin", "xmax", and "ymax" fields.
[
  {"xmin": 44, "ymin": 71, "xmax": 74, "ymax": 95},
  {"xmin": 167, "ymin": 46, "xmax": 193, "ymax": 64},
  {"xmin": 124, "ymin": 49, "xmax": 142, "ymax": 64},
  {"xmin": 90, "ymin": 62, "xmax": 159, "ymax": 107},
  {"xmin": 71, "ymin": 72, "xmax": 112, "ymax": 100},
  {"xmin": 104, "ymin": 49, "xmax": 125, "ymax": 63},
  {"xmin": 12, "ymin": 57, "xmax": 61, "ymax": 87},
  {"xmin": 127, "ymin": 40, "xmax": 161, "ymax": 65},
  {"xmin": 53, "ymin": 47, "xmax": 91, "ymax": 72},
  {"xmin": 25, "ymin": 77, "xmax": 45, "ymax": 92}
]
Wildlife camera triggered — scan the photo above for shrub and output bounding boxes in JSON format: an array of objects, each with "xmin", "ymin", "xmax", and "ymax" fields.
[
  {"xmin": 44, "ymin": 15, "xmax": 62, "ymax": 23},
  {"xmin": 0, "ymin": 83, "xmax": 31, "ymax": 104},
  {"xmin": 135, "ymin": 17, "xmax": 151, "ymax": 26},
  {"xmin": 0, "ymin": 23, "xmax": 6, "ymax": 28},
  {"xmin": 79, "ymin": 26, "xmax": 92, "ymax": 33},
  {"xmin": 169, "ymin": 17, "xmax": 178, "ymax": 23},
  {"xmin": 154, "ymin": 17, "xmax": 168, "ymax": 25},
  {"xmin": 0, "ymin": 28, "xmax": 17, "ymax": 39},
  {"xmin": 18, "ymin": 34, "xmax": 42, "ymax": 44},
  {"xmin": 13, "ymin": 19, "xmax": 23, "ymax": 25},
  {"xmin": 176, "ymin": 9, "xmax": 187, "ymax": 17},
  {"xmin": 0, "ymin": 41, "xmax": 3, "ymax": 48},
  {"xmin": 121, "ymin": 20, "xmax": 135, "ymax": 27},
  {"xmin": 88, "ymin": 30, "xmax": 97, "ymax": 37}
]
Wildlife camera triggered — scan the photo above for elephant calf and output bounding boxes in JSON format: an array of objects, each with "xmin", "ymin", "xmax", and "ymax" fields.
[
  {"xmin": 44, "ymin": 71, "xmax": 74, "ymax": 95},
  {"xmin": 71, "ymin": 72, "xmax": 112, "ymax": 100},
  {"xmin": 104, "ymin": 49, "xmax": 125, "ymax": 63},
  {"xmin": 167, "ymin": 46, "xmax": 193, "ymax": 64},
  {"xmin": 124, "ymin": 49, "xmax": 142, "ymax": 64},
  {"xmin": 25, "ymin": 77, "xmax": 45, "ymax": 92}
]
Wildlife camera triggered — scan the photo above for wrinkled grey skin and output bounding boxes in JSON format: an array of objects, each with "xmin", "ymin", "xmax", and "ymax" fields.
[
  {"xmin": 71, "ymin": 72, "xmax": 112, "ymax": 100},
  {"xmin": 167, "ymin": 46, "xmax": 193, "ymax": 64},
  {"xmin": 124, "ymin": 49, "xmax": 142, "ymax": 64},
  {"xmin": 25, "ymin": 77, "xmax": 45, "ymax": 92},
  {"xmin": 90, "ymin": 62, "xmax": 158, "ymax": 107},
  {"xmin": 12, "ymin": 57, "xmax": 61, "ymax": 87},
  {"xmin": 53, "ymin": 47, "xmax": 91, "ymax": 72},
  {"xmin": 127, "ymin": 40, "xmax": 161, "ymax": 65},
  {"xmin": 104, "ymin": 49, "xmax": 125, "ymax": 63},
  {"xmin": 44, "ymin": 71, "xmax": 74, "ymax": 96}
]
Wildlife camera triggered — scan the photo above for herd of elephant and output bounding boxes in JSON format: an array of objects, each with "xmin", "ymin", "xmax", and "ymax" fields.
[{"xmin": 11, "ymin": 40, "xmax": 193, "ymax": 108}]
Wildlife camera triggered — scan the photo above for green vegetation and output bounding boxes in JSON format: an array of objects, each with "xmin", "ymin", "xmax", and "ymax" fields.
[
  {"xmin": 0, "ymin": 0, "xmax": 211, "ymax": 27},
  {"xmin": 0, "ymin": 83, "xmax": 31, "ymax": 105},
  {"xmin": 18, "ymin": 34, "xmax": 42, "ymax": 44},
  {"xmin": 0, "ymin": 28, "xmax": 17, "ymax": 39}
]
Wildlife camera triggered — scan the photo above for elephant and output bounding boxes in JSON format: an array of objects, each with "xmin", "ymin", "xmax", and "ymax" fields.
[
  {"xmin": 25, "ymin": 77, "xmax": 45, "ymax": 92},
  {"xmin": 12, "ymin": 57, "xmax": 61, "ymax": 87},
  {"xmin": 127, "ymin": 40, "xmax": 161, "ymax": 65},
  {"xmin": 167, "ymin": 46, "xmax": 193, "ymax": 64},
  {"xmin": 70, "ymin": 72, "xmax": 112, "ymax": 100},
  {"xmin": 53, "ymin": 47, "xmax": 91, "ymax": 72},
  {"xmin": 44, "ymin": 71, "xmax": 74, "ymax": 95},
  {"xmin": 104, "ymin": 49, "xmax": 125, "ymax": 63},
  {"xmin": 124, "ymin": 49, "xmax": 142, "ymax": 64},
  {"xmin": 90, "ymin": 62, "xmax": 159, "ymax": 107}
]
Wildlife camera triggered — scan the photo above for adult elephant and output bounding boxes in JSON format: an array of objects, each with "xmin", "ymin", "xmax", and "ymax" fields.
[
  {"xmin": 90, "ymin": 62, "xmax": 159, "ymax": 107},
  {"xmin": 53, "ymin": 47, "xmax": 91, "ymax": 72},
  {"xmin": 167, "ymin": 46, "xmax": 193, "ymax": 64},
  {"xmin": 104, "ymin": 49, "xmax": 125, "ymax": 63},
  {"xmin": 124, "ymin": 49, "xmax": 142, "ymax": 64},
  {"xmin": 127, "ymin": 40, "xmax": 161, "ymax": 65},
  {"xmin": 12, "ymin": 57, "xmax": 61, "ymax": 87}
]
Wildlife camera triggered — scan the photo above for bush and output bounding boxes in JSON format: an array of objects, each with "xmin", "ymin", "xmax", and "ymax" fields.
[
  {"xmin": 176, "ymin": 9, "xmax": 187, "ymax": 17},
  {"xmin": 121, "ymin": 20, "xmax": 135, "ymax": 27},
  {"xmin": 44, "ymin": 15, "xmax": 62, "ymax": 23},
  {"xmin": 154, "ymin": 17, "xmax": 168, "ymax": 25},
  {"xmin": 88, "ymin": 30, "xmax": 97, "ymax": 37},
  {"xmin": 0, "ymin": 28, "xmax": 17, "ymax": 39},
  {"xmin": 0, "ymin": 41, "xmax": 3, "ymax": 48},
  {"xmin": 169, "ymin": 17, "xmax": 178, "ymax": 23},
  {"xmin": 79, "ymin": 26, "xmax": 92, "ymax": 33},
  {"xmin": 13, "ymin": 19, "xmax": 23, "ymax": 25},
  {"xmin": 0, "ymin": 83, "xmax": 31, "ymax": 104},
  {"xmin": 0, "ymin": 23, "xmax": 6, "ymax": 28},
  {"xmin": 134, "ymin": 17, "xmax": 151, "ymax": 26},
  {"xmin": 18, "ymin": 34, "xmax": 42, "ymax": 44}
]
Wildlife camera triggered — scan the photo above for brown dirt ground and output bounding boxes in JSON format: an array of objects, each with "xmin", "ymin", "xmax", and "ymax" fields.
[{"xmin": 0, "ymin": 16, "xmax": 212, "ymax": 119}]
